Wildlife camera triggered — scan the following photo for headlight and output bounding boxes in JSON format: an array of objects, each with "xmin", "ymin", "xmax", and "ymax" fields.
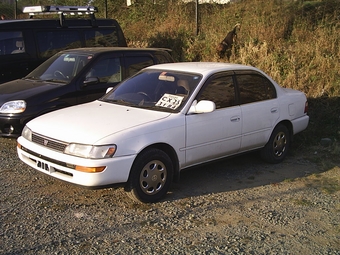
[
  {"xmin": 64, "ymin": 143, "xmax": 117, "ymax": 159},
  {"xmin": 0, "ymin": 100, "xmax": 26, "ymax": 113},
  {"xmin": 22, "ymin": 126, "xmax": 32, "ymax": 141}
]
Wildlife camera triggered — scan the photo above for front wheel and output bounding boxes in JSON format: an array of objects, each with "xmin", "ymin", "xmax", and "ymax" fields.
[
  {"xmin": 125, "ymin": 148, "xmax": 173, "ymax": 203},
  {"xmin": 261, "ymin": 124, "xmax": 290, "ymax": 164}
]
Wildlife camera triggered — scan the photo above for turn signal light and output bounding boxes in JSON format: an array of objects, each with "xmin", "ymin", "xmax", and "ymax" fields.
[{"xmin": 75, "ymin": 165, "xmax": 106, "ymax": 173}]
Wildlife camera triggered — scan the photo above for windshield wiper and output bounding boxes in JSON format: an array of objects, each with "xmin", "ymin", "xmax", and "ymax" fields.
[
  {"xmin": 23, "ymin": 76, "xmax": 40, "ymax": 81},
  {"xmin": 102, "ymin": 99, "xmax": 135, "ymax": 106},
  {"xmin": 42, "ymin": 78, "xmax": 68, "ymax": 83}
]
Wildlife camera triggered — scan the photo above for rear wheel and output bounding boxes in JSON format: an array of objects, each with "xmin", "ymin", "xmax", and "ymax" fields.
[
  {"xmin": 261, "ymin": 124, "xmax": 290, "ymax": 164},
  {"xmin": 125, "ymin": 148, "xmax": 173, "ymax": 203}
]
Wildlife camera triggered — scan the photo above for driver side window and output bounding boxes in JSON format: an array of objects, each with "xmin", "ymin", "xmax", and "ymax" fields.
[
  {"xmin": 86, "ymin": 58, "xmax": 121, "ymax": 83},
  {"xmin": 198, "ymin": 74, "xmax": 235, "ymax": 109}
]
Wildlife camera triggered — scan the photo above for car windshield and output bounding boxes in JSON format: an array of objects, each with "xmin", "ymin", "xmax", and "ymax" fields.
[
  {"xmin": 25, "ymin": 53, "xmax": 93, "ymax": 83},
  {"xmin": 100, "ymin": 70, "xmax": 202, "ymax": 113}
]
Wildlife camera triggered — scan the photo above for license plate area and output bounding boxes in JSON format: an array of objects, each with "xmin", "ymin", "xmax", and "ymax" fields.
[{"xmin": 37, "ymin": 160, "xmax": 50, "ymax": 171}]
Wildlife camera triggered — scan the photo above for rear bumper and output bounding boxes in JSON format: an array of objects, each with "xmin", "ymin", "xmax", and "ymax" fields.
[{"xmin": 291, "ymin": 115, "xmax": 309, "ymax": 135}]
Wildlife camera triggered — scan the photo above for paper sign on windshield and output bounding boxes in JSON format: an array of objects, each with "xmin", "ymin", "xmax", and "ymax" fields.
[{"xmin": 156, "ymin": 93, "xmax": 184, "ymax": 110}]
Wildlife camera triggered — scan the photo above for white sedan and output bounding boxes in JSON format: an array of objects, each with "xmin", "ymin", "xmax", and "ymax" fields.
[{"xmin": 17, "ymin": 62, "xmax": 309, "ymax": 203}]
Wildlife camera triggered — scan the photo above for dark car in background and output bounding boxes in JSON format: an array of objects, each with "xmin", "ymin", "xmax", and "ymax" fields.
[
  {"xmin": 0, "ymin": 5, "xmax": 127, "ymax": 83},
  {"xmin": 0, "ymin": 47, "xmax": 174, "ymax": 137}
]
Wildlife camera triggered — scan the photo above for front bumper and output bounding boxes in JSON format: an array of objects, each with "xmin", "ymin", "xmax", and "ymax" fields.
[
  {"xmin": 17, "ymin": 136, "xmax": 135, "ymax": 187},
  {"xmin": 0, "ymin": 115, "xmax": 24, "ymax": 137}
]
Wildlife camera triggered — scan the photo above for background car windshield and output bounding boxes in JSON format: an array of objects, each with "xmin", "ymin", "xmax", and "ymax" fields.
[
  {"xmin": 27, "ymin": 53, "xmax": 92, "ymax": 82},
  {"xmin": 101, "ymin": 70, "xmax": 201, "ymax": 112}
]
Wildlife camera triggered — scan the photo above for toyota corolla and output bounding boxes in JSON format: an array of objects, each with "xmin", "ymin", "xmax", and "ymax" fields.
[{"xmin": 17, "ymin": 62, "xmax": 309, "ymax": 203}]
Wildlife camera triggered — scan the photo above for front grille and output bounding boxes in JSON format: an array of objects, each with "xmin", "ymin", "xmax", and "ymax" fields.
[
  {"xmin": 32, "ymin": 133, "xmax": 68, "ymax": 152},
  {"xmin": 21, "ymin": 146, "xmax": 75, "ymax": 170}
]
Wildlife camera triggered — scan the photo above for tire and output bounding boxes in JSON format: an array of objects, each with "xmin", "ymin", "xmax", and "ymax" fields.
[
  {"xmin": 261, "ymin": 124, "xmax": 290, "ymax": 164},
  {"xmin": 125, "ymin": 148, "xmax": 173, "ymax": 203}
]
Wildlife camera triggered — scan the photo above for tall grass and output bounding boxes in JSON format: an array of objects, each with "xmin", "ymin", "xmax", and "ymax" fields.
[
  {"xmin": 111, "ymin": 0, "xmax": 339, "ymax": 143},
  {"xmin": 9, "ymin": 0, "xmax": 339, "ymax": 143},
  {"xmin": 114, "ymin": 0, "xmax": 339, "ymax": 96}
]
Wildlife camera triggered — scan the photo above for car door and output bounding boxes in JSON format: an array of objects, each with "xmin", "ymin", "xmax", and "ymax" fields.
[
  {"xmin": 185, "ymin": 73, "xmax": 242, "ymax": 166},
  {"xmin": 235, "ymin": 71, "xmax": 280, "ymax": 150},
  {"xmin": 77, "ymin": 54, "xmax": 123, "ymax": 103}
]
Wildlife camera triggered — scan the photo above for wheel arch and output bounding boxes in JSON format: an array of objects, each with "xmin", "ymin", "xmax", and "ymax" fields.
[
  {"xmin": 130, "ymin": 143, "xmax": 180, "ymax": 183},
  {"xmin": 275, "ymin": 120, "xmax": 293, "ymax": 142}
]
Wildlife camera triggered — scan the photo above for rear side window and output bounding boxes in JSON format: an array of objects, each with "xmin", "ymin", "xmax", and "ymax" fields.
[
  {"xmin": 84, "ymin": 29, "xmax": 119, "ymax": 47},
  {"xmin": 154, "ymin": 52, "xmax": 173, "ymax": 63},
  {"xmin": 36, "ymin": 30, "xmax": 82, "ymax": 58},
  {"xmin": 236, "ymin": 74, "xmax": 276, "ymax": 104},
  {"xmin": 125, "ymin": 56, "xmax": 154, "ymax": 77},
  {"xmin": 0, "ymin": 31, "xmax": 25, "ymax": 55}
]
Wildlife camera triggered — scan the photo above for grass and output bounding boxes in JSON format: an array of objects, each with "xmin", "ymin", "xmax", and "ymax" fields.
[
  {"xmin": 291, "ymin": 198, "xmax": 313, "ymax": 206},
  {"xmin": 113, "ymin": 0, "xmax": 339, "ymax": 145},
  {"xmin": 308, "ymin": 167, "xmax": 340, "ymax": 194}
]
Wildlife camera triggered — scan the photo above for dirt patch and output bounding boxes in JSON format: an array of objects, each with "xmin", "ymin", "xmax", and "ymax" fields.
[{"xmin": 1, "ymin": 137, "xmax": 339, "ymax": 254}]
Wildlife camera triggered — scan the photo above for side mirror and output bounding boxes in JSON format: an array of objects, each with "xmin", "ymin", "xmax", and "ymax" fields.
[
  {"xmin": 106, "ymin": 87, "xmax": 114, "ymax": 94},
  {"xmin": 83, "ymin": 77, "xmax": 99, "ymax": 86},
  {"xmin": 188, "ymin": 100, "xmax": 216, "ymax": 114}
]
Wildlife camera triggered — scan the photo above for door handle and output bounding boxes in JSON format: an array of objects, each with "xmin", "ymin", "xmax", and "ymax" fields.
[
  {"xmin": 230, "ymin": 116, "xmax": 240, "ymax": 122},
  {"xmin": 271, "ymin": 107, "xmax": 278, "ymax": 113}
]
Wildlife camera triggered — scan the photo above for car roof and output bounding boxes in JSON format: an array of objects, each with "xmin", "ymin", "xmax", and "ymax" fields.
[
  {"xmin": 59, "ymin": 47, "xmax": 172, "ymax": 54},
  {"xmin": 145, "ymin": 62, "xmax": 262, "ymax": 75}
]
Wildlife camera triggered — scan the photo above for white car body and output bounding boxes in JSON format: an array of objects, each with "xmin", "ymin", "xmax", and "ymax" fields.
[{"xmin": 17, "ymin": 62, "xmax": 309, "ymax": 202}]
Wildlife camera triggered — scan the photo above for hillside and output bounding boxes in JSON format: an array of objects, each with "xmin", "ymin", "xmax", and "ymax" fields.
[
  {"xmin": 112, "ymin": 0, "xmax": 340, "ymax": 144},
  {"xmin": 2, "ymin": 0, "xmax": 340, "ymax": 143}
]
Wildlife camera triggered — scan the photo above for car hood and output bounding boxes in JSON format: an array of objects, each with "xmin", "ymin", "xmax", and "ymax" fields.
[
  {"xmin": 0, "ymin": 79, "xmax": 61, "ymax": 103},
  {"xmin": 27, "ymin": 101, "xmax": 171, "ymax": 144}
]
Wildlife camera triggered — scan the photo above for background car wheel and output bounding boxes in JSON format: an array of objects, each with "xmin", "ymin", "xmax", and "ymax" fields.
[
  {"xmin": 261, "ymin": 124, "xmax": 290, "ymax": 164},
  {"xmin": 125, "ymin": 148, "xmax": 173, "ymax": 203}
]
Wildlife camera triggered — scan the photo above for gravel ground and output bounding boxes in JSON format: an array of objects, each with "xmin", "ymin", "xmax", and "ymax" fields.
[{"xmin": 1, "ymin": 137, "xmax": 339, "ymax": 255}]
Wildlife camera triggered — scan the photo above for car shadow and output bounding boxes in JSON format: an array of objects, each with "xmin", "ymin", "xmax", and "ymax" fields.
[{"xmin": 166, "ymin": 149, "xmax": 320, "ymax": 202}]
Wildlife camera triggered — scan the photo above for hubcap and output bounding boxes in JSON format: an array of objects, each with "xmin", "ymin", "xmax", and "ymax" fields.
[
  {"xmin": 273, "ymin": 131, "xmax": 287, "ymax": 157},
  {"xmin": 139, "ymin": 160, "xmax": 167, "ymax": 195}
]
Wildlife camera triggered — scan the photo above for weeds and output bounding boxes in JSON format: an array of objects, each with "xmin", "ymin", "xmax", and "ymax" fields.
[
  {"xmin": 111, "ymin": 0, "xmax": 340, "ymax": 144},
  {"xmin": 10, "ymin": 0, "xmax": 339, "ymax": 144},
  {"xmin": 305, "ymin": 167, "xmax": 340, "ymax": 194},
  {"xmin": 292, "ymin": 198, "xmax": 313, "ymax": 206}
]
